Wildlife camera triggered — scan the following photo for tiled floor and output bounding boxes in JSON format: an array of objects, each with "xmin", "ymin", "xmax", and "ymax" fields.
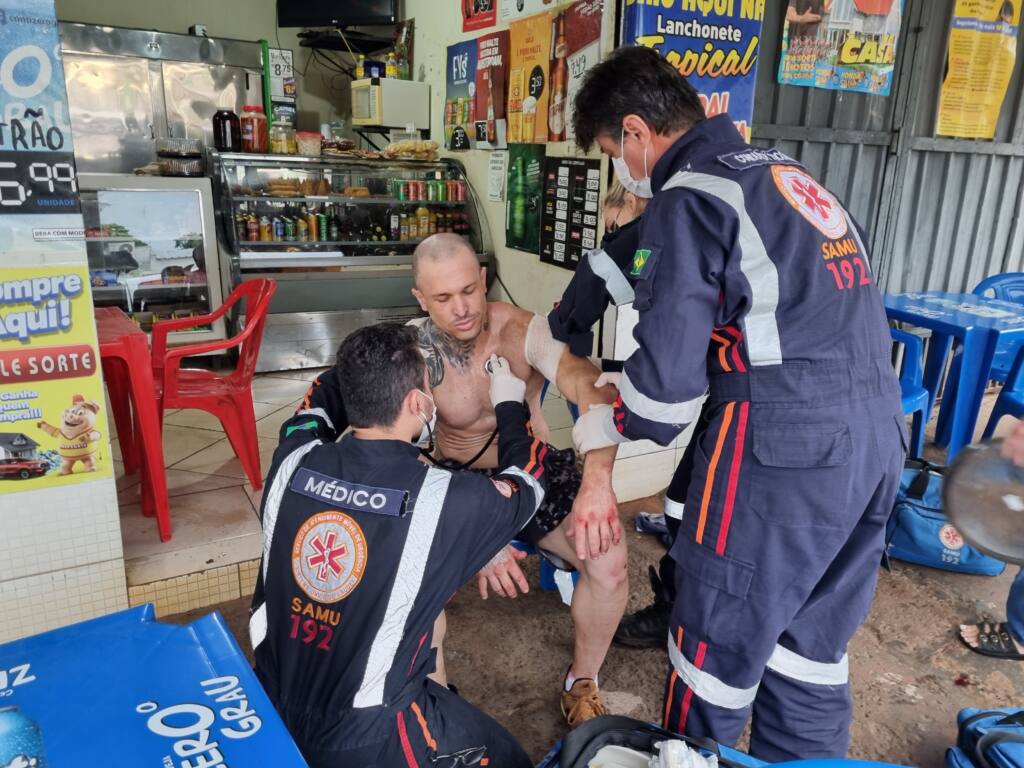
[{"xmin": 116, "ymin": 369, "xmax": 326, "ymax": 614}]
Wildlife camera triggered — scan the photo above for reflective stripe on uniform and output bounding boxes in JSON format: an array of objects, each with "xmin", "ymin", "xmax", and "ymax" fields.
[
  {"xmin": 354, "ymin": 467, "xmax": 452, "ymax": 708},
  {"xmin": 661, "ymin": 171, "xmax": 783, "ymax": 367},
  {"xmin": 249, "ymin": 602, "xmax": 268, "ymax": 650},
  {"xmin": 620, "ymin": 369, "xmax": 704, "ymax": 425},
  {"xmin": 666, "ymin": 631, "xmax": 759, "ymax": 710},
  {"xmin": 295, "ymin": 407, "xmax": 334, "ymax": 431},
  {"xmin": 262, "ymin": 441, "xmax": 321, "ymax": 582},
  {"xmin": 588, "ymin": 248, "xmax": 636, "ymax": 306},
  {"xmin": 664, "ymin": 498, "xmax": 685, "ymax": 521},
  {"xmin": 766, "ymin": 644, "xmax": 849, "ymax": 686}
]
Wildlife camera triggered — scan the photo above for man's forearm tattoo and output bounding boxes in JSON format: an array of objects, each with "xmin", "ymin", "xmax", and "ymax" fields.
[{"xmin": 417, "ymin": 321, "xmax": 474, "ymax": 387}]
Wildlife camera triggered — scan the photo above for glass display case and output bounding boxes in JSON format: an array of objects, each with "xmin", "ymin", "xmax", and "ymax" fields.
[
  {"xmin": 78, "ymin": 174, "xmax": 228, "ymax": 344},
  {"xmin": 210, "ymin": 151, "xmax": 492, "ymax": 370}
]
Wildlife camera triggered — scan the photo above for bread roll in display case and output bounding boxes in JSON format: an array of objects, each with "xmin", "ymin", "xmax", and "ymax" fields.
[{"xmin": 210, "ymin": 152, "xmax": 492, "ymax": 372}]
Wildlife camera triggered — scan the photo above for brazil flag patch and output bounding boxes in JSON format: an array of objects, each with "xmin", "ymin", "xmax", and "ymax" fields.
[{"xmin": 630, "ymin": 248, "xmax": 651, "ymax": 277}]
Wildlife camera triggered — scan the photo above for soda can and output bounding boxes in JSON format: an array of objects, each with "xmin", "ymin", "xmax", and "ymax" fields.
[
  {"xmin": 426, "ymin": 180, "xmax": 437, "ymax": 202},
  {"xmin": 417, "ymin": 181, "xmax": 427, "ymax": 200},
  {"xmin": 317, "ymin": 213, "xmax": 329, "ymax": 241},
  {"xmin": 0, "ymin": 706, "xmax": 48, "ymax": 766},
  {"xmin": 272, "ymin": 217, "xmax": 284, "ymax": 241},
  {"xmin": 457, "ymin": 180, "xmax": 467, "ymax": 201},
  {"xmin": 408, "ymin": 180, "xmax": 418, "ymax": 202}
]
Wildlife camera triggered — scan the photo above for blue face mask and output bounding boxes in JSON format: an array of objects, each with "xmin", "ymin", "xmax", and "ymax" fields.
[{"xmin": 611, "ymin": 127, "xmax": 653, "ymax": 199}]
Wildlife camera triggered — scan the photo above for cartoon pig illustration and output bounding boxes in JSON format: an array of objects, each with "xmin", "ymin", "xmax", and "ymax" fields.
[{"xmin": 37, "ymin": 394, "xmax": 102, "ymax": 475}]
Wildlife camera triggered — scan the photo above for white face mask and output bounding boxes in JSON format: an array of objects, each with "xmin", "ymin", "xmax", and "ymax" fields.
[
  {"xmin": 612, "ymin": 127, "xmax": 653, "ymax": 199},
  {"xmin": 414, "ymin": 389, "xmax": 437, "ymax": 448}
]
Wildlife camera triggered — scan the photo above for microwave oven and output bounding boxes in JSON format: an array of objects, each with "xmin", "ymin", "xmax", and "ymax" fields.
[{"xmin": 350, "ymin": 78, "xmax": 430, "ymax": 129}]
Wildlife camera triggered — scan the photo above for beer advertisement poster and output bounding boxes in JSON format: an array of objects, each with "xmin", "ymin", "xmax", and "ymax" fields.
[
  {"xmin": 622, "ymin": 0, "xmax": 764, "ymax": 141},
  {"xmin": 474, "ymin": 30, "xmax": 510, "ymax": 149},
  {"xmin": 0, "ymin": 265, "xmax": 113, "ymax": 491},
  {"xmin": 540, "ymin": 157, "xmax": 601, "ymax": 271},
  {"xmin": 445, "ymin": 39, "xmax": 479, "ymax": 150},
  {"xmin": 936, "ymin": 0, "xmax": 1021, "ymax": 139},
  {"xmin": 463, "ymin": 0, "xmax": 498, "ymax": 31},
  {"xmin": 777, "ymin": 0, "xmax": 903, "ymax": 96},
  {"xmin": 507, "ymin": 13, "xmax": 553, "ymax": 144},
  {"xmin": 562, "ymin": 0, "xmax": 604, "ymax": 144},
  {"xmin": 505, "ymin": 143, "xmax": 545, "ymax": 254}
]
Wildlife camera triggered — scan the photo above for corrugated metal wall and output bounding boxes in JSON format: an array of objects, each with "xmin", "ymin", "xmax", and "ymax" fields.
[{"xmin": 751, "ymin": 0, "xmax": 1024, "ymax": 293}]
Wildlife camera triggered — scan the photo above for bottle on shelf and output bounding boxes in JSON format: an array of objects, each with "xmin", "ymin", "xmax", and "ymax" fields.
[
  {"xmin": 389, "ymin": 207, "xmax": 401, "ymax": 241},
  {"xmin": 306, "ymin": 206, "xmax": 319, "ymax": 242},
  {"xmin": 259, "ymin": 215, "xmax": 271, "ymax": 242},
  {"xmin": 485, "ymin": 67, "xmax": 497, "ymax": 144},
  {"xmin": 385, "ymin": 51, "xmax": 399, "ymax": 78},
  {"xmin": 328, "ymin": 205, "xmax": 340, "ymax": 241},
  {"xmin": 417, "ymin": 205, "xmax": 430, "ymax": 240},
  {"xmin": 355, "ymin": 54, "xmax": 366, "ymax": 79},
  {"xmin": 408, "ymin": 209, "xmax": 419, "ymax": 240},
  {"xmin": 317, "ymin": 207, "xmax": 329, "ymax": 242},
  {"xmin": 510, "ymin": 156, "xmax": 526, "ymax": 240},
  {"xmin": 400, "ymin": 212, "xmax": 410, "ymax": 241},
  {"xmin": 428, "ymin": 209, "xmax": 437, "ymax": 236},
  {"xmin": 297, "ymin": 214, "xmax": 309, "ymax": 242},
  {"xmin": 246, "ymin": 212, "xmax": 259, "ymax": 241}
]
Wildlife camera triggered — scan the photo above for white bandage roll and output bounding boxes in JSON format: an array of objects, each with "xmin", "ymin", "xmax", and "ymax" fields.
[{"xmin": 525, "ymin": 313, "xmax": 566, "ymax": 384}]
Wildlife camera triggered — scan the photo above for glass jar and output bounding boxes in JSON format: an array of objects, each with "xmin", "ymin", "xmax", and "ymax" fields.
[
  {"xmin": 240, "ymin": 105, "xmax": 268, "ymax": 153},
  {"xmin": 296, "ymin": 131, "xmax": 322, "ymax": 157},
  {"xmin": 212, "ymin": 109, "xmax": 240, "ymax": 152},
  {"xmin": 271, "ymin": 122, "xmax": 295, "ymax": 155}
]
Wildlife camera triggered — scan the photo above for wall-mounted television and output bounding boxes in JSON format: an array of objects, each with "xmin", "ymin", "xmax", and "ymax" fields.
[{"xmin": 277, "ymin": 0, "xmax": 399, "ymax": 28}]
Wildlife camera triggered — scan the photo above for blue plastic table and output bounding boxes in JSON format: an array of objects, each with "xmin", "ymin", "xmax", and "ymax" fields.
[
  {"xmin": 0, "ymin": 605, "xmax": 307, "ymax": 766},
  {"xmin": 884, "ymin": 291, "xmax": 1024, "ymax": 459}
]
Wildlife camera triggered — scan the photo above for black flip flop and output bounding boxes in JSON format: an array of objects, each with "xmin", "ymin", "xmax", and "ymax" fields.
[{"xmin": 958, "ymin": 621, "xmax": 1024, "ymax": 660}]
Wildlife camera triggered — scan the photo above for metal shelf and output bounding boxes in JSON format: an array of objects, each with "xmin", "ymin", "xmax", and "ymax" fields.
[
  {"xmin": 231, "ymin": 195, "xmax": 466, "ymax": 206},
  {"xmin": 241, "ymin": 239, "xmax": 423, "ymax": 249}
]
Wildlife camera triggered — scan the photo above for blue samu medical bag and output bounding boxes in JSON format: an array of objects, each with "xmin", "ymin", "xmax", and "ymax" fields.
[
  {"xmin": 885, "ymin": 459, "xmax": 1006, "ymax": 576},
  {"xmin": 946, "ymin": 708, "xmax": 1024, "ymax": 768}
]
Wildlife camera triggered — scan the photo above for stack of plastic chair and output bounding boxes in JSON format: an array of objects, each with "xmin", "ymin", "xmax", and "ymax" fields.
[
  {"xmin": 983, "ymin": 344, "xmax": 1024, "ymax": 439},
  {"xmin": 149, "ymin": 279, "xmax": 277, "ymax": 491}
]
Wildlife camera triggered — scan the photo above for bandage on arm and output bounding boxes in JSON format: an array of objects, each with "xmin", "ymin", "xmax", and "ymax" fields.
[{"xmin": 524, "ymin": 314, "xmax": 567, "ymax": 384}]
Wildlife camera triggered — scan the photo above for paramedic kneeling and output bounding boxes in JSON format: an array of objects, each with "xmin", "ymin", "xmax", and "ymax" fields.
[
  {"xmin": 569, "ymin": 47, "xmax": 907, "ymax": 760},
  {"xmin": 250, "ymin": 323, "xmax": 544, "ymax": 767}
]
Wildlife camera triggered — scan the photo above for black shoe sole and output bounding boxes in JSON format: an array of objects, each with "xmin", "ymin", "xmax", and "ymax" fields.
[{"xmin": 612, "ymin": 634, "xmax": 666, "ymax": 649}]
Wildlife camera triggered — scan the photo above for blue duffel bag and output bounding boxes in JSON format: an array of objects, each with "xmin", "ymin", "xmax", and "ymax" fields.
[
  {"xmin": 946, "ymin": 708, "xmax": 1024, "ymax": 768},
  {"xmin": 885, "ymin": 459, "xmax": 1006, "ymax": 576}
]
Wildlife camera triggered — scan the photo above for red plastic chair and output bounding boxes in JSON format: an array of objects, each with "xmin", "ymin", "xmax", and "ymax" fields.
[{"xmin": 150, "ymin": 279, "xmax": 277, "ymax": 490}]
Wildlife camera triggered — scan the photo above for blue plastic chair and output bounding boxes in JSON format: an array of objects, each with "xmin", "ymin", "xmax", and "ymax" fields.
[
  {"xmin": 983, "ymin": 344, "xmax": 1024, "ymax": 439},
  {"xmin": 892, "ymin": 328, "xmax": 928, "ymax": 458}
]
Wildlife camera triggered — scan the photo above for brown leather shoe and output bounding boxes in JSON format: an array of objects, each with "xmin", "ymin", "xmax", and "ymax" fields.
[{"xmin": 560, "ymin": 678, "xmax": 608, "ymax": 727}]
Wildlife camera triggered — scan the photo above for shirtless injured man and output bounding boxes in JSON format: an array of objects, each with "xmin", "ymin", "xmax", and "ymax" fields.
[{"xmin": 409, "ymin": 233, "xmax": 628, "ymax": 726}]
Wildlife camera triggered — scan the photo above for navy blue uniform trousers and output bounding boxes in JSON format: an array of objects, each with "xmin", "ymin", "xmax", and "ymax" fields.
[{"xmin": 663, "ymin": 362, "xmax": 906, "ymax": 762}]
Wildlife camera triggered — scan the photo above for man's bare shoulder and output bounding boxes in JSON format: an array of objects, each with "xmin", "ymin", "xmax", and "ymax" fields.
[{"xmin": 488, "ymin": 301, "xmax": 534, "ymax": 343}]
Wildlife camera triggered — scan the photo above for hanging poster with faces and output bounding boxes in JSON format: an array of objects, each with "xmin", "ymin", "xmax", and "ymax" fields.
[{"xmin": 540, "ymin": 156, "xmax": 600, "ymax": 271}]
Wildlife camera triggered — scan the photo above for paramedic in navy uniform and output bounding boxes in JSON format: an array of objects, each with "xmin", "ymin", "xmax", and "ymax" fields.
[
  {"xmin": 249, "ymin": 323, "xmax": 544, "ymax": 767},
  {"xmin": 569, "ymin": 47, "xmax": 907, "ymax": 760}
]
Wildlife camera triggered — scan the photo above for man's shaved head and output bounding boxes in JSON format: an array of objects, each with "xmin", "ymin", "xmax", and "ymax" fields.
[
  {"xmin": 411, "ymin": 234, "xmax": 488, "ymax": 342},
  {"xmin": 411, "ymin": 233, "xmax": 477, "ymax": 287}
]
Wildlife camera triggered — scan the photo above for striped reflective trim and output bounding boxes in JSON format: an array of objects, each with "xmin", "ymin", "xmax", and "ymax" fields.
[
  {"xmin": 619, "ymin": 369, "xmax": 704, "ymax": 425},
  {"xmin": 249, "ymin": 602, "xmax": 267, "ymax": 650},
  {"xmin": 354, "ymin": 467, "xmax": 451, "ymax": 708},
  {"xmin": 588, "ymin": 248, "xmax": 635, "ymax": 306},
  {"xmin": 262, "ymin": 441, "xmax": 321, "ymax": 583},
  {"xmin": 661, "ymin": 171, "xmax": 782, "ymax": 367},
  {"xmin": 664, "ymin": 498, "xmax": 685, "ymax": 521},
  {"xmin": 767, "ymin": 644, "xmax": 849, "ymax": 686},
  {"xmin": 667, "ymin": 630, "xmax": 758, "ymax": 709},
  {"xmin": 295, "ymin": 407, "xmax": 334, "ymax": 431},
  {"xmin": 500, "ymin": 467, "xmax": 546, "ymax": 513}
]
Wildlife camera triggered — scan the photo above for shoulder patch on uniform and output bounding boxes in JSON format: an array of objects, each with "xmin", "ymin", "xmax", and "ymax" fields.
[
  {"xmin": 771, "ymin": 165, "xmax": 849, "ymax": 240},
  {"xmin": 717, "ymin": 148, "xmax": 798, "ymax": 171},
  {"xmin": 630, "ymin": 248, "xmax": 652, "ymax": 277},
  {"xmin": 285, "ymin": 420, "xmax": 318, "ymax": 437},
  {"xmin": 290, "ymin": 467, "xmax": 409, "ymax": 517},
  {"xmin": 490, "ymin": 478, "xmax": 518, "ymax": 498},
  {"xmin": 292, "ymin": 510, "xmax": 368, "ymax": 604}
]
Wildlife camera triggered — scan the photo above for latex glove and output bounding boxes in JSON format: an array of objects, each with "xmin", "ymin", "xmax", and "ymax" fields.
[
  {"xmin": 477, "ymin": 545, "xmax": 530, "ymax": 599},
  {"xmin": 594, "ymin": 371, "xmax": 622, "ymax": 389},
  {"xmin": 573, "ymin": 403, "xmax": 629, "ymax": 454},
  {"xmin": 486, "ymin": 354, "xmax": 526, "ymax": 406}
]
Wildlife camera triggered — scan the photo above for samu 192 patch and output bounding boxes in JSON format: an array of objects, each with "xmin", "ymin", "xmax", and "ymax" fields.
[
  {"xmin": 630, "ymin": 248, "xmax": 652, "ymax": 277},
  {"xmin": 292, "ymin": 511, "xmax": 368, "ymax": 604}
]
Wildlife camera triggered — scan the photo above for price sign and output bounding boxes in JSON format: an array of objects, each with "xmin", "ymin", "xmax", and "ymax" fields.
[
  {"xmin": 0, "ymin": 150, "xmax": 81, "ymax": 215},
  {"xmin": 528, "ymin": 65, "xmax": 545, "ymax": 99}
]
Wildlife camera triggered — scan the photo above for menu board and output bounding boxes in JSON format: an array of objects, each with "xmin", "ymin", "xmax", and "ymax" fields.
[
  {"xmin": 507, "ymin": 12, "xmax": 553, "ymax": 144},
  {"xmin": 474, "ymin": 30, "xmax": 510, "ymax": 149},
  {"xmin": 540, "ymin": 156, "xmax": 600, "ymax": 271}
]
